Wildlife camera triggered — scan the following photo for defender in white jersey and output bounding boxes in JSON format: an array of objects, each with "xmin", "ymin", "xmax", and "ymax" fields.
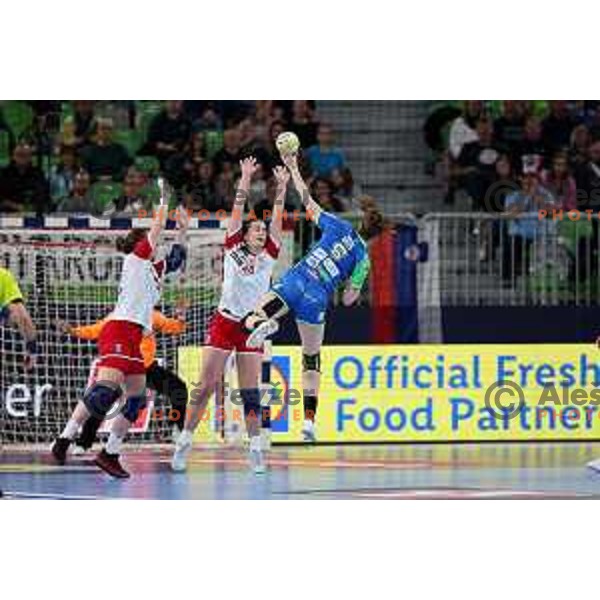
[
  {"xmin": 51, "ymin": 178, "xmax": 187, "ymax": 478},
  {"xmin": 172, "ymin": 157, "xmax": 287, "ymax": 474}
]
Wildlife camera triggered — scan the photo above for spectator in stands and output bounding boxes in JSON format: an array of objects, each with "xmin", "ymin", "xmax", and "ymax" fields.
[
  {"xmin": 254, "ymin": 119, "xmax": 286, "ymax": 172},
  {"xmin": 212, "ymin": 128, "xmax": 243, "ymax": 175},
  {"xmin": 55, "ymin": 169, "xmax": 94, "ymax": 214},
  {"xmin": 72, "ymin": 100, "xmax": 96, "ymax": 146},
  {"xmin": 445, "ymin": 100, "xmax": 483, "ymax": 204},
  {"xmin": 514, "ymin": 115, "xmax": 546, "ymax": 170},
  {"xmin": 146, "ymin": 100, "xmax": 192, "ymax": 170},
  {"xmin": 569, "ymin": 124, "xmax": 590, "ymax": 170},
  {"xmin": 184, "ymin": 160, "xmax": 219, "ymax": 212},
  {"xmin": 502, "ymin": 156, "xmax": 557, "ymax": 282},
  {"xmin": 458, "ymin": 116, "xmax": 504, "ymax": 210},
  {"xmin": 49, "ymin": 145, "xmax": 80, "ymax": 203},
  {"xmin": 574, "ymin": 138, "xmax": 600, "ymax": 211},
  {"xmin": 290, "ymin": 100, "xmax": 319, "ymax": 148},
  {"xmin": 448, "ymin": 100, "xmax": 482, "ymax": 161},
  {"xmin": 306, "ymin": 123, "xmax": 346, "ymax": 178},
  {"xmin": 254, "ymin": 100, "xmax": 276, "ymax": 145},
  {"xmin": 182, "ymin": 131, "xmax": 206, "ymax": 181},
  {"xmin": 0, "ymin": 108, "xmax": 15, "ymax": 153},
  {"xmin": 238, "ymin": 116, "xmax": 260, "ymax": 151},
  {"xmin": 493, "ymin": 101, "xmax": 526, "ymax": 157},
  {"xmin": 79, "ymin": 117, "xmax": 131, "ymax": 182},
  {"xmin": 214, "ymin": 162, "xmax": 237, "ymax": 209},
  {"xmin": 102, "ymin": 167, "xmax": 150, "ymax": 216},
  {"xmin": 330, "ymin": 167, "xmax": 360, "ymax": 205},
  {"xmin": 0, "ymin": 142, "xmax": 49, "ymax": 214},
  {"xmin": 542, "ymin": 101, "xmax": 579, "ymax": 155},
  {"xmin": 313, "ymin": 177, "xmax": 346, "ymax": 212},
  {"xmin": 541, "ymin": 151, "xmax": 577, "ymax": 210},
  {"xmin": 191, "ymin": 104, "xmax": 223, "ymax": 132}
]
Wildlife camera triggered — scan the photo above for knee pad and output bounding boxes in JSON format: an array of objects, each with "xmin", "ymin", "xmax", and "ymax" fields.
[
  {"xmin": 263, "ymin": 295, "xmax": 286, "ymax": 318},
  {"xmin": 122, "ymin": 394, "xmax": 147, "ymax": 423},
  {"xmin": 83, "ymin": 383, "xmax": 122, "ymax": 419},
  {"xmin": 241, "ymin": 388, "xmax": 261, "ymax": 421},
  {"xmin": 303, "ymin": 352, "xmax": 321, "ymax": 373}
]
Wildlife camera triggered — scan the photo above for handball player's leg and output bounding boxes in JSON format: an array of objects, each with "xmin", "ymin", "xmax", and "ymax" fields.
[
  {"xmin": 51, "ymin": 367, "xmax": 124, "ymax": 465},
  {"xmin": 237, "ymin": 352, "xmax": 266, "ymax": 474},
  {"xmin": 244, "ymin": 292, "xmax": 288, "ymax": 348},
  {"xmin": 146, "ymin": 362, "xmax": 188, "ymax": 439},
  {"xmin": 95, "ymin": 373, "xmax": 146, "ymax": 479},
  {"xmin": 171, "ymin": 347, "xmax": 229, "ymax": 472},
  {"xmin": 297, "ymin": 321, "xmax": 325, "ymax": 443}
]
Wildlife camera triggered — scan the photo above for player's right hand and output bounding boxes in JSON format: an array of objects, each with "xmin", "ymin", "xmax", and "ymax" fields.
[
  {"xmin": 281, "ymin": 152, "xmax": 298, "ymax": 170},
  {"xmin": 240, "ymin": 156, "xmax": 259, "ymax": 178}
]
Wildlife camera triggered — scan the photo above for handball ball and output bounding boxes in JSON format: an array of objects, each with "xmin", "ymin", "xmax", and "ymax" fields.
[{"xmin": 275, "ymin": 131, "xmax": 300, "ymax": 156}]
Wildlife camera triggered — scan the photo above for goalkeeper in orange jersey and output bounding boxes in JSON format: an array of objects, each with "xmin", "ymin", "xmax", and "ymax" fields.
[{"xmin": 51, "ymin": 306, "xmax": 188, "ymax": 464}]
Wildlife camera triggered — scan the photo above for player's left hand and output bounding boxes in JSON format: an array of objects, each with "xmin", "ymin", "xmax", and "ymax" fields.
[
  {"xmin": 342, "ymin": 287, "xmax": 361, "ymax": 307},
  {"xmin": 273, "ymin": 166, "xmax": 290, "ymax": 188}
]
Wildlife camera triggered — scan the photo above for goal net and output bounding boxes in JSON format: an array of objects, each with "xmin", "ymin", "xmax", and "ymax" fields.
[{"xmin": 0, "ymin": 226, "xmax": 223, "ymax": 446}]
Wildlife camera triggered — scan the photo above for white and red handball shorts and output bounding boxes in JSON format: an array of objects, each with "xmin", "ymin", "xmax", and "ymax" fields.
[
  {"xmin": 97, "ymin": 319, "xmax": 146, "ymax": 375},
  {"xmin": 205, "ymin": 311, "xmax": 263, "ymax": 354}
]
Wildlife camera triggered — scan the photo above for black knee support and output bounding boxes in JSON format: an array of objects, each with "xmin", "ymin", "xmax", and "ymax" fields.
[
  {"xmin": 122, "ymin": 394, "xmax": 147, "ymax": 423},
  {"xmin": 83, "ymin": 383, "xmax": 122, "ymax": 420},
  {"xmin": 303, "ymin": 352, "xmax": 321, "ymax": 373},
  {"xmin": 241, "ymin": 388, "xmax": 261, "ymax": 422},
  {"xmin": 304, "ymin": 395, "xmax": 318, "ymax": 421}
]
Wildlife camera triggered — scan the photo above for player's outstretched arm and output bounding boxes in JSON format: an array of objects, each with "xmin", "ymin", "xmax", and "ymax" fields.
[
  {"xmin": 8, "ymin": 302, "xmax": 37, "ymax": 367},
  {"xmin": 270, "ymin": 166, "xmax": 289, "ymax": 245},
  {"xmin": 148, "ymin": 176, "xmax": 170, "ymax": 249},
  {"xmin": 229, "ymin": 157, "xmax": 259, "ymax": 238},
  {"xmin": 282, "ymin": 152, "xmax": 322, "ymax": 223}
]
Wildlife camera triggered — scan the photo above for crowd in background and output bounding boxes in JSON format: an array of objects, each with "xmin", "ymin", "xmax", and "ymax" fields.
[
  {"xmin": 443, "ymin": 100, "xmax": 600, "ymax": 212},
  {"xmin": 0, "ymin": 101, "xmax": 356, "ymax": 216}
]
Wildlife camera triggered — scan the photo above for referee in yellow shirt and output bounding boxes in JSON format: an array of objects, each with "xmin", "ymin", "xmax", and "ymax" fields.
[{"xmin": 0, "ymin": 267, "xmax": 38, "ymax": 369}]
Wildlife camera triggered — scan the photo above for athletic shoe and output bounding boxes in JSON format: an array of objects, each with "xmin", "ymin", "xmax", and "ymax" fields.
[
  {"xmin": 246, "ymin": 319, "xmax": 279, "ymax": 349},
  {"xmin": 50, "ymin": 437, "xmax": 71, "ymax": 465},
  {"xmin": 171, "ymin": 430, "xmax": 193, "ymax": 473},
  {"xmin": 302, "ymin": 419, "xmax": 317, "ymax": 443},
  {"xmin": 249, "ymin": 436, "xmax": 267, "ymax": 474},
  {"xmin": 94, "ymin": 449, "xmax": 130, "ymax": 479},
  {"xmin": 587, "ymin": 458, "xmax": 600, "ymax": 473}
]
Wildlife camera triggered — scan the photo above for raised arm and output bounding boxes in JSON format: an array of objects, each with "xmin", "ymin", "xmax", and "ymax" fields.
[
  {"xmin": 148, "ymin": 176, "xmax": 170, "ymax": 250},
  {"xmin": 282, "ymin": 152, "xmax": 322, "ymax": 223},
  {"xmin": 228, "ymin": 157, "xmax": 260, "ymax": 238},
  {"xmin": 270, "ymin": 166, "xmax": 290, "ymax": 245}
]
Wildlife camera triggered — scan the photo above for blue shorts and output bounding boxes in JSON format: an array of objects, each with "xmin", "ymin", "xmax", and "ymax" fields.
[{"xmin": 272, "ymin": 268, "xmax": 329, "ymax": 325}]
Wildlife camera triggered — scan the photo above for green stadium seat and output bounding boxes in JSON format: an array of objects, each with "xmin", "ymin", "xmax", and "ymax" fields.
[
  {"xmin": 0, "ymin": 130, "xmax": 11, "ymax": 167},
  {"xmin": 89, "ymin": 181, "xmax": 123, "ymax": 212},
  {"xmin": 1, "ymin": 101, "xmax": 34, "ymax": 139}
]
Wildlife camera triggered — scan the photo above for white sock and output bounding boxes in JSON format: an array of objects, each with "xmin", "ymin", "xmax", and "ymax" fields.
[
  {"xmin": 106, "ymin": 433, "xmax": 123, "ymax": 455},
  {"xmin": 61, "ymin": 419, "xmax": 80, "ymax": 440}
]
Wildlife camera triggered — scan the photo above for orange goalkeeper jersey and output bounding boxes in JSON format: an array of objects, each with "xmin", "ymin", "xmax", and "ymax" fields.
[{"xmin": 70, "ymin": 310, "xmax": 185, "ymax": 368}]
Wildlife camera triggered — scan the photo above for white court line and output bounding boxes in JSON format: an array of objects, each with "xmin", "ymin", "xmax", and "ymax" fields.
[{"xmin": 2, "ymin": 490, "xmax": 106, "ymax": 500}]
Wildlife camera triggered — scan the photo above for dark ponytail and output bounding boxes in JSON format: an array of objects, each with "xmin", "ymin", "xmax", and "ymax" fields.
[{"xmin": 116, "ymin": 228, "xmax": 148, "ymax": 254}]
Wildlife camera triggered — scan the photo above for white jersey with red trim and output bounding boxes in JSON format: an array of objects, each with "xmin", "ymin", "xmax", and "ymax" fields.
[
  {"xmin": 218, "ymin": 228, "xmax": 280, "ymax": 320},
  {"xmin": 111, "ymin": 236, "xmax": 165, "ymax": 331}
]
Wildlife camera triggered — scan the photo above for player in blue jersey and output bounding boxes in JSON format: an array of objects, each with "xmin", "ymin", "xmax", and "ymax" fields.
[{"xmin": 244, "ymin": 152, "xmax": 374, "ymax": 442}]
